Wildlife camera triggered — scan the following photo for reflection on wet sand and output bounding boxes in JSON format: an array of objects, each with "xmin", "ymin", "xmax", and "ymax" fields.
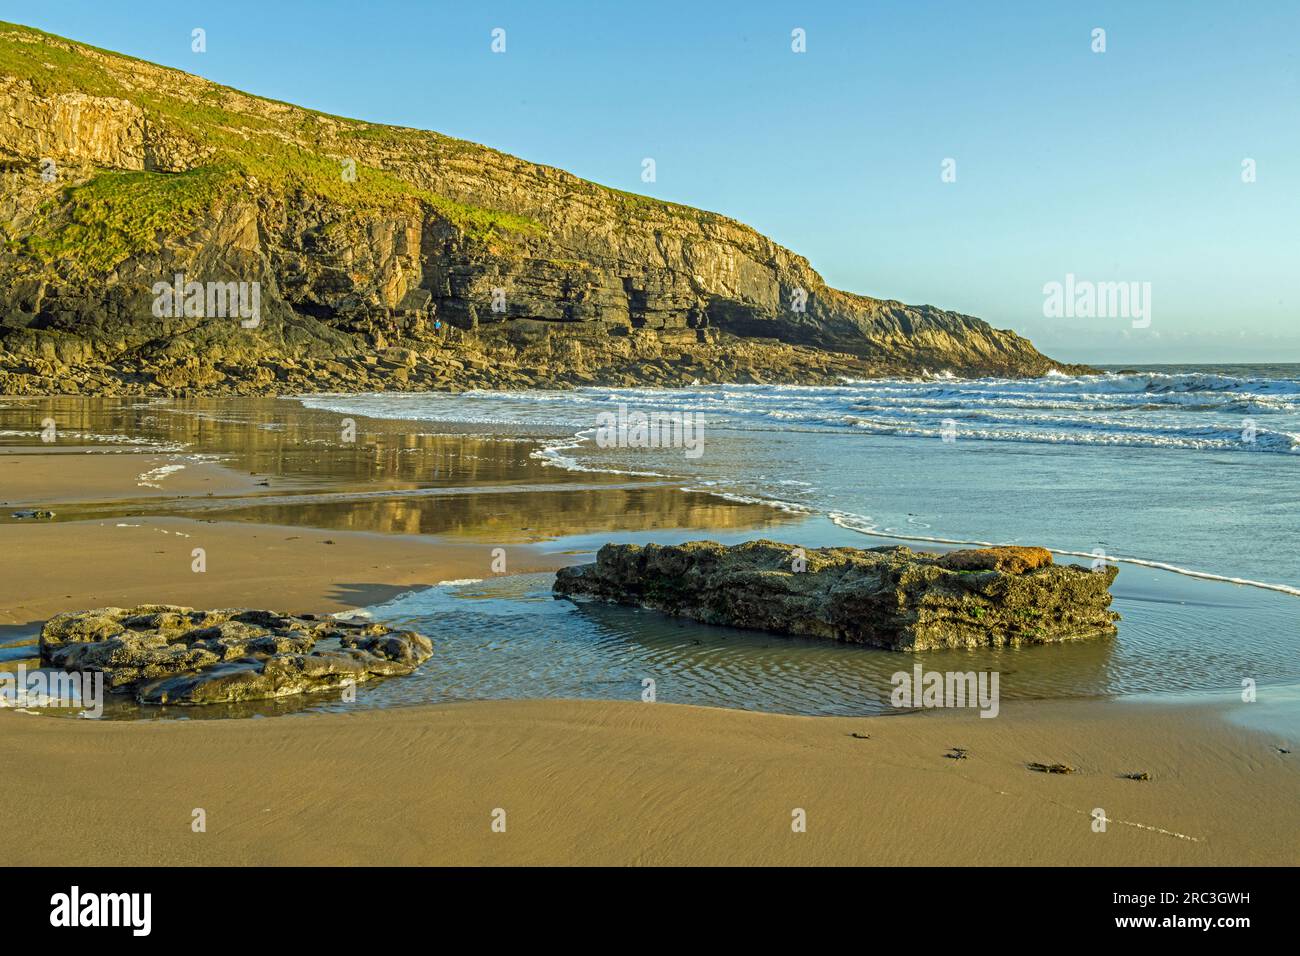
[
  {"xmin": 0, "ymin": 396, "xmax": 797, "ymax": 540},
  {"xmin": 197, "ymin": 485, "xmax": 791, "ymax": 539},
  {"xmin": 0, "ymin": 396, "xmax": 800, "ymax": 721}
]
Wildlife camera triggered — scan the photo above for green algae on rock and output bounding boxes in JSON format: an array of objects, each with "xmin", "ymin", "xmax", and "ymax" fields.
[
  {"xmin": 553, "ymin": 540, "xmax": 1120, "ymax": 651},
  {"xmin": 39, "ymin": 604, "xmax": 433, "ymax": 704}
]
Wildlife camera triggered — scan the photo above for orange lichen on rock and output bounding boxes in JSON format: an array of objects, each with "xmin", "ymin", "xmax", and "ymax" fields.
[{"xmin": 937, "ymin": 546, "xmax": 1053, "ymax": 574}]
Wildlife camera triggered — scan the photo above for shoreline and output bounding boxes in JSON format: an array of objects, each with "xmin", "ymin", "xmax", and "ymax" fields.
[{"xmin": 2, "ymin": 394, "xmax": 1296, "ymax": 866}]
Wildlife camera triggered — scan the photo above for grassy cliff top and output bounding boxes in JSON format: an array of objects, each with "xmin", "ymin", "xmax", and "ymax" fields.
[{"xmin": 0, "ymin": 21, "xmax": 720, "ymax": 236}]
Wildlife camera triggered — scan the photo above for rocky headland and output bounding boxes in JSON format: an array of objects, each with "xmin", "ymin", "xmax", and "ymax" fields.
[
  {"xmin": 0, "ymin": 22, "xmax": 1086, "ymax": 396},
  {"xmin": 553, "ymin": 540, "xmax": 1120, "ymax": 650},
  {"xmin": 40, "ymin": 604, "xmax": 433, "ymax": 704}
]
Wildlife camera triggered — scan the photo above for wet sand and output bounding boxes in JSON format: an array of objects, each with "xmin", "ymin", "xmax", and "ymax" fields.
[
  {"xmin": 1, "ymin": 446, "xmax": 545, "ymax": 625},
  {"xmin": 1, "ymin": 447, "xmax": 267, "ymax": 503},
  {"xmin": 1, "ymin": 396, "xmax": 1294, "ymax": 866},
  {"xmin": 0, "ymin": 399, "xmax": 787, "ymax": 625},
  {"xmin": 2, "ymin": 696, "xmax": 1295, "ymax": 866},
  {"xmin": 0, "ymin": 515, "xmax": 569, "ymax": 628}
]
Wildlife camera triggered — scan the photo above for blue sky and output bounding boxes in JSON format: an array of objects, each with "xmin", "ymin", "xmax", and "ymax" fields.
[{"xmin": 6, "ymin": 0, "xmax": 1299, "ymax": 363}]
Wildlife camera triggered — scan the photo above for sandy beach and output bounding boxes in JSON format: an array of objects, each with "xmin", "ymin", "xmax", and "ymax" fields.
[
  {"xmin": 3, "ymin": 2, "xmax": 1300, "ymax": 891},
  {"xmin": 1, "ymin": 397, "xmax": 1296, "ymax": 867},
  {"xmin": 0, "ymin": 447, "xmax": 572, "ymax": 627},
  {"xmin": 0, "ymin": 515, "xmax": 572, "ymax": 625},
  {"xmin": 3, "ymin": 695, "xmax": 1295, "ymax": 866}
]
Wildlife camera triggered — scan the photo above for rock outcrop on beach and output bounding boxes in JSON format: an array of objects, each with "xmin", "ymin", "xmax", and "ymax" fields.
[
  {"xmin": 0, "ymin": 22, "xmax": 1085, "ymax": 396},
  {"xmin": 40, "ymin": 604, "xmax": 432, "ymax": 704},
  {"xmin": 554, "ymin": 540, "xmax": 1119, "ymax": 651}
]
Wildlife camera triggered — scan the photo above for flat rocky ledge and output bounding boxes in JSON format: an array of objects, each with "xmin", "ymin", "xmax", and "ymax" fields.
[
  {"xmin": 554, "ymin": 540, "xmax": 1119, "ymax": 651},
  {"xmin": 40, "ymin": 605, "xmax": 432, "ymax": 705}
]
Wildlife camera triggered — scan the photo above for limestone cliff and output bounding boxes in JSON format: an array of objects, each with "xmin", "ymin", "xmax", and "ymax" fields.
[{"xmin": 0, "ymin": 22, "xmax": 1082, "ymax": 395}]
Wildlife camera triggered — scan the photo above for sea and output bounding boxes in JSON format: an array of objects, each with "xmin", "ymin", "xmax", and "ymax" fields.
[{"xmin": 287, "ymin": 364, "xmax": 1300, "ymax": 723}]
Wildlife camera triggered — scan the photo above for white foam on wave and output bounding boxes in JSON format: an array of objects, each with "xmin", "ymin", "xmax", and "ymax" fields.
[
  {"xmin": 531, "ymin": 429, "xmax": 674, "ymax": 479},
  {"xmin": 299, "ymin": 370, "xmax": 1300, "ymax": 455},
  {"xmin": 135, "ymin": 463, "xmax": 186, "ymax": 488},
  {"xmin": 680, "ymin": 487, "xmax": 814, "ymax": 515},
  {"xmin": 330, "ymin": 609, "xmax": 373, "ymax": 621},
  {"xmin": 292, "ymin": 373, "xmax": 1300, "ymax": 596},
  {"xmin": 295, "ymin": 369, "xmax": 1300, "ymax": 453},
  {"xmin": 827, "ymin": 512, "xmax": 1300, "ymax": 599}
]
